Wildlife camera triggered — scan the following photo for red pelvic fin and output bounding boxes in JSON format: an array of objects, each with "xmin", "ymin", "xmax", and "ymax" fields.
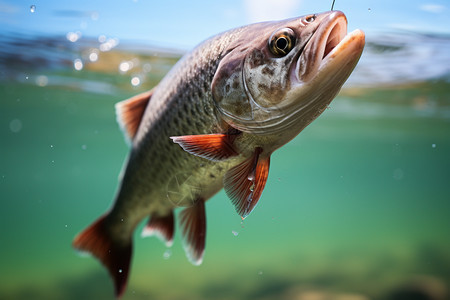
[
  {"xmin": 224, "ymin": 147, "xmax": 270, "ymax": 219},
  {"xmin": 115, "ymin": 89, "xmax": 153, "ymax": 142},
  {"xmin": 141, "ymin": 211, "xmax": 175, "ymax": 247},
  {"xmin": 170, "ymin": 129, "xmax": 240, "ymax": 161},
  {"xmin": 179, "ymin": 199, "xmax": 207, "ymax": 265},
  {"xmin": 72, "ymin": 215, "xmax": 132, "ymax": 298}
]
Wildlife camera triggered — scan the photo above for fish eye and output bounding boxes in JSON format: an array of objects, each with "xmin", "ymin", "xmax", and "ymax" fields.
[{"xmin": 269, "ymin": 28, "xmax": 296, "ymax": 57}]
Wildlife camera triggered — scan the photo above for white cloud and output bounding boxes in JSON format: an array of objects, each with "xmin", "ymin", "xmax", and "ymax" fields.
[
  {"xmin": 244, "ymin": 0, "xmax": 303, "ymax": 23},
  {"xmin": 419, "ymin": 4, "xmax": 446, "ymax": 13}
]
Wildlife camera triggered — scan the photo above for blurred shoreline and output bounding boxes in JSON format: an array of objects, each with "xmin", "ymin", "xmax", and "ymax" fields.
[{"xmin": 1, "ymin": 30, "xmax": 449, "ymax": 90}]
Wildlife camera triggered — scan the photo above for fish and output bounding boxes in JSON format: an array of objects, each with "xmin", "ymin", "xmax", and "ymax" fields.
[{"xmin": 73, "ymin": 10, "xmax": 365, "ymax": 297}]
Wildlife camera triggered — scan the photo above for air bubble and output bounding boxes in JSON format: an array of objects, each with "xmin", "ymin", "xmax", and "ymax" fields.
[
  {"xmin": 118, "ymin": 269, "xmax": 123, "ymax": 273},
  {"xmin": 393, "ymin": 168, "xmax": 404, "ymax": 180},
  {"xmin": 163, "ymin": 249, "xmax": 172, "ymax": 260},
  {"xmin": 432, "ymin": 144, "xmax": 436, "ymax": 148},
  {"xmin": 89, "ymin": 50, "xmax": 99, "ymax": 62},
  {"xmin": 91, "ymin": 11, "xmax": 99, "ymax": 21},
  {"xmin": 36, "ymin": 75, "xmax": 48, "ymax": 87},
  {"xmin": 143, "ymin": 63, "xmax": 152, "ymax": 72},
  {"xmin": 131, "ymin": 76, "xmax": 141, "ymax": 86},
  {"xmin": 9, "ymin": 119, "xmax": 22, "ymax": 133},
  {"xmin": 66, "ymin": 32, "xmax": 81, "ymax": 43},
  {"xmin": 30, "ymin": 5, "xmax": 36, "ymax": 13},
  {"xmin": 119, "ymin": 61, "xmax": 133, "ymax": 73},
  {"xmin": 232, "ymin": 230, "xmax": 239, "ymax": 237},
  {"xmin": 99, "ymin": 37, "xmax": 119, "ymax": 52},
  {"xmin": 74, "ymin": 59, "xmax": 83, "ymax": 71},
  {"xmin": 98, "ymin": 35, "xmax": 106, "ymax": 43}
]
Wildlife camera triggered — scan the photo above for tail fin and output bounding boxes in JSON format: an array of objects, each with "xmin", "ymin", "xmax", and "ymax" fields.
[{"xmin": 72, "ymin": 215, "xmax": 132, "ymax": 298}]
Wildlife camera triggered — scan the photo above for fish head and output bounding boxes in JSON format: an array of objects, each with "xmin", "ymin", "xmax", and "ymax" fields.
[{"xmin": 212, "ymin": 11, "xmax": 365, "ymax": 136}]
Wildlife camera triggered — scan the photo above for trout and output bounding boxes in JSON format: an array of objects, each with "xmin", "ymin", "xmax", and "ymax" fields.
[{"xmin": 73, "ymin": 11, "xmax": 365, "ymax": 297}]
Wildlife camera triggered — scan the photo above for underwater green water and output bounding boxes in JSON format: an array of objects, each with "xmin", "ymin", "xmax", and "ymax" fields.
[{"xmin": 1, "ymin": 37, "xmax": 450, "ymax": 300}]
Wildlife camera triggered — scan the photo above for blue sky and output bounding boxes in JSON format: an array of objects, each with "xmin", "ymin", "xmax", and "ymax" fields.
[{"xmin": 1, "ymin": 0, "xmax": 449, "ymax": 49}]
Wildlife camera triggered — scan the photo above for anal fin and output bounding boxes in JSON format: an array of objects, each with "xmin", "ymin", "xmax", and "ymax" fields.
[
  {"xmin": 179, "ymin": 199, "xmax": 206, "ymax": 265},
  {"xmin": 224, "ymin": 147, "xmax": 270, "ymax": 219},
  {"xmin": 141, "ymin": 211, "xmax": 175, "ymax": 247}
]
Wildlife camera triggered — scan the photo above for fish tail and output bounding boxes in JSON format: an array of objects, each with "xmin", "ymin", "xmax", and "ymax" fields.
[{"xmin": 72, "ymin": 215, "xmax": 132, "ymax": 298}]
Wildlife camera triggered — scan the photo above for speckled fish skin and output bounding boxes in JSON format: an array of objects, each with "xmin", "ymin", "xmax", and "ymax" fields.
[
  {"xmin": 109, "ymin": 33, "xmax": 238, "ymax": 241},
  {"xmin": 73, "ymin": 10, "xmax": 365, "ymax": 298}
]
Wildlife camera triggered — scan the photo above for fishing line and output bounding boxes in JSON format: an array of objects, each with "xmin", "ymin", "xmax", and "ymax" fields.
[{"xmin": 331, "ymin": 0, "xmax": 336, "ymax": 10}]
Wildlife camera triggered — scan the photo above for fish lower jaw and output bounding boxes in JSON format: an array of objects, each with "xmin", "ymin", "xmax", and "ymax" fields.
[{"xmin": 320, "ymin": 29, "xmax": 365, "ymax": 69}]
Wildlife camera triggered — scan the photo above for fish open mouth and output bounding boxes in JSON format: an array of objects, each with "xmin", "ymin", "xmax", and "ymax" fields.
[
  {"xmin": 295, "ymin": 11, "xmax": 365, "ymax": 82},
  {"xmin": 321, "ymin": 16, "xmax": 347, "ymax": 59}
]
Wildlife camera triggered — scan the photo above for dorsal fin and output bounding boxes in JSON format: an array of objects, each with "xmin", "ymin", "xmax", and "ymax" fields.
[{"xmin": 115, "ymin": 89, "xmax": 153, "ymax": 143}]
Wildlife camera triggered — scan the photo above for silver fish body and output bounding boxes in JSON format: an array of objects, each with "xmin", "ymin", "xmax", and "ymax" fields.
[{"xmin": 73, "ymin": 11, "xmax": 365, "ymax": 297}]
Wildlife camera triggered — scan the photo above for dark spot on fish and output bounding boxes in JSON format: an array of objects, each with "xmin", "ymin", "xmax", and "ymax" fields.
[
  {"xmin": 209, "ymin": 174, "xmax": 216, "ymax": 179},
  {"xmin": 232, "ymin": 79, "xmax": 239, "ymax": 89},
  {"xmin": 248, "ymin": 49, "xmax": 266, "ymax": 68},
  {"xmin": 261, "ymin": 66, "xmax": 274, "ymax": 76},
  {"xmin": 258, "ymin": 83, "xmax": 270, "ymax": 93}
]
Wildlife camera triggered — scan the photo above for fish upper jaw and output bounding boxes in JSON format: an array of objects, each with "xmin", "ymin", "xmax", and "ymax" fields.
[{"xmin": 294, "ymin": 11, "xmax": 349, "ymax": 83}]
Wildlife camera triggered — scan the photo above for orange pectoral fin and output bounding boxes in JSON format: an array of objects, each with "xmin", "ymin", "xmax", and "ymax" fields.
[
  {"xmin": 170, "ymin": 129, "xmax": 240, "ymax": 161},
  {"xmin": 224, "ymin": 147, "xmax": 270, "ymax": 219}
]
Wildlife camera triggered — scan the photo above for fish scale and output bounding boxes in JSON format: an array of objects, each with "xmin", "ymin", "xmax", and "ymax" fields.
[{"xmin": 73, "ymin": 11, "xmax": 365, "ymax": 297}]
